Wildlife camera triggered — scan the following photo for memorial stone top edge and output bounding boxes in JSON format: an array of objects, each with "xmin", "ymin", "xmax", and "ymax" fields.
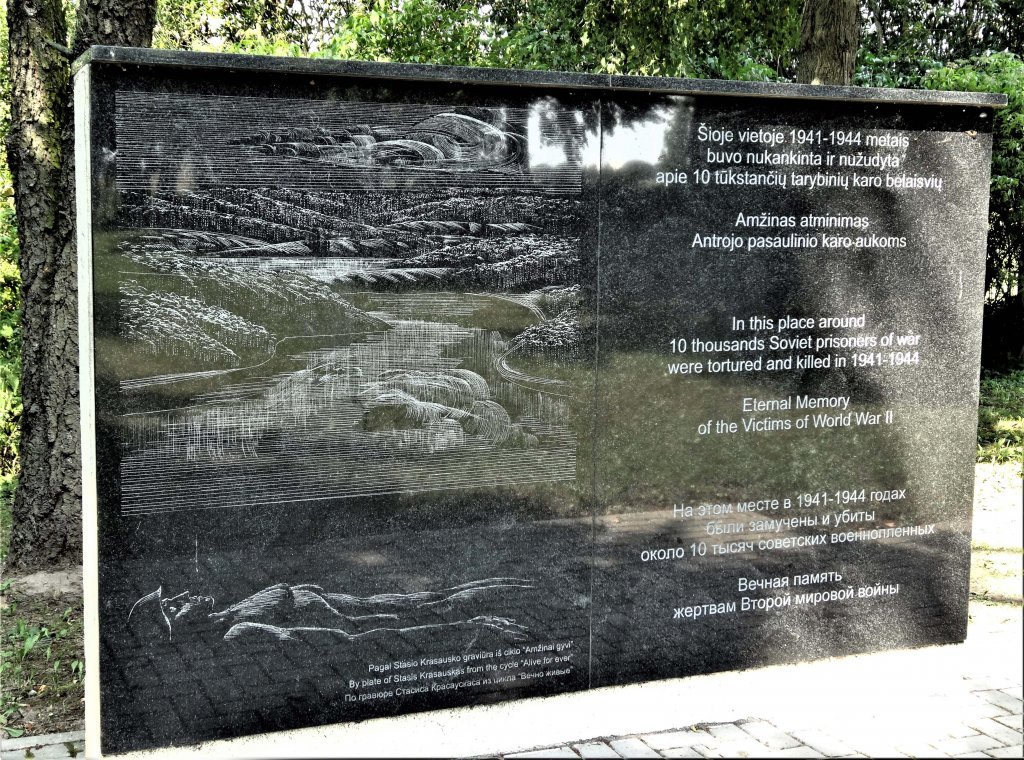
[{"xmin": 74, "ymin": 45, "xmax": 1007, "ymax": 109}]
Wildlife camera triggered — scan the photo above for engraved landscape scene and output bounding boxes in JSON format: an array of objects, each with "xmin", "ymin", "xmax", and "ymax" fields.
[{"xmin": 110, "ymin": 92, "xmax": 587, "ymax": 516}]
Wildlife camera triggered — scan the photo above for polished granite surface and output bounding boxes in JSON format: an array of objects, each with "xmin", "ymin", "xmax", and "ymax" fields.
[{"xmin": 76, "ymin": 49, "xmax": 995, "ymax": 753}]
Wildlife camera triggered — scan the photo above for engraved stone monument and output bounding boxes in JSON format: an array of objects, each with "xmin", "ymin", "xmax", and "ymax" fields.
[{"xmin": 75, "ymin": 47, "xmax": 1004, "ymax": 755}]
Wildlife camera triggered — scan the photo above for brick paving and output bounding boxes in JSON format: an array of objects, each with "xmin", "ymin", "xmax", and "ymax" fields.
[
  {"xmin": 1, "ymin": 672, "xmax": 1021, "ymax": 758},
  {"xmin": 0, "ymin": 731, "xmax": 84, "ymax": 759},
  {"xmin": 2, "ymin": 641, "xmax": 1022, "ymax": 759},
  {"xmin": 501, "ymin": 684, "xmax": 1024, "ymax": 759}
]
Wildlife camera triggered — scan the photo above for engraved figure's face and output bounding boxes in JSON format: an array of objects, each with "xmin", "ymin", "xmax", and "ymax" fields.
[
  {"xmin": 129, "ymin": 587, "xmax": 219, "ymax": 641},
  {"xmin": 160, "ymin": 592, "xmax": 215, "ymax": 625}
]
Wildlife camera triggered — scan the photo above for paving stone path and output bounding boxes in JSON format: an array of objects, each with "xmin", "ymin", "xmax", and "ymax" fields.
[
  {"xmin": 502, "ymin": 682, "xmax": 1024, "ymax": 758},
  {"xmin": 3, "ymin": 681, "xmax": 1020, "ymax": 758},
  {"xmin": 0, "ymin": 731, "xmax": 84, "ymax": 760}
]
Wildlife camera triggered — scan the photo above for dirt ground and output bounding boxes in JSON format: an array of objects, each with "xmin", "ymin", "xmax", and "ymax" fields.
[
  {"xmin": 970, "ymin": 462, "xmax": 1024, "ymax": 606},
  {"xmin": 1, "ymin": 462, "xmax": 1021, "ymax": 739},
  {"xmin": 0, "ymin": 588, "xmax": 85, "ymax": 737}
]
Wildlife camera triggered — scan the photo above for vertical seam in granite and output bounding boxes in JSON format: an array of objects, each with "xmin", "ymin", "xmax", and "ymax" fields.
[{"xmin": 587, "ymin": 97, "xmax": 605, "ymax": 689}]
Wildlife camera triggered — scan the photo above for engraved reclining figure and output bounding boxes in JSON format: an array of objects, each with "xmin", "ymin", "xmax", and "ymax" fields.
[{"xmin": 129, "ymin": 577, "xmax": 534, "ymax": 646}]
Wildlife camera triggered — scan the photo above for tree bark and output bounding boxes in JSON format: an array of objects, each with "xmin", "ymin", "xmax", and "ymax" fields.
[
  {"xmin": 5, "ymin": 0, "xmax": 155, "ymax": 571},
  {"xmin": 72, "ymin": 0, "xmax": 156, "ymax": 57},
  {"xmin": 796, "ymin": 0, "xmax": 860, "ymax": 86},
  {"xmin": 6, "ymin": 0, "xmax": 76, "ymax": 572}
]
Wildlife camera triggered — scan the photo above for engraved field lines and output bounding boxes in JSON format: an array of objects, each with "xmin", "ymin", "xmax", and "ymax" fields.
[{"xmin": 109, "ymin": 95, "xmax": 588, "ymax": 515}]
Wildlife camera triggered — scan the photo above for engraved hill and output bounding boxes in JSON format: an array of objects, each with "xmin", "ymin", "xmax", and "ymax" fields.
[
  {"xmin": 116, "ymin": 229, "xmax": 387, "ymax": 377},
  {"xmin": 118, "ymin": 189, "xmax": 581, "ymax": 292}
]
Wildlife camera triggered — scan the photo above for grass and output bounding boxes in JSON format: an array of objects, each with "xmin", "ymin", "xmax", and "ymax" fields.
[
  {"xmin": 977, "ymin": 368, "xmax": 1024, "ymax": 464},
  {"xmin": 0, "ymin": 583, "xmax": 85, "ymax": 739}
]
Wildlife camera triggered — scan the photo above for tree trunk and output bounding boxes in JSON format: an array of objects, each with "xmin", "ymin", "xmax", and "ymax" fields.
[
  {"xmin": 5, "ymin": 0, "xmax": 155, "ymax": 572},
  {"xmin": 72, "ymin": 0, "xmax": 157, "ymax": 57},
  {"xmin": 796, "ymin": 0, "xmax": 860, "ymax": 86},
  {"xmin": 5, "ymin": 0, "xmax": 76, "ymax": 572}
]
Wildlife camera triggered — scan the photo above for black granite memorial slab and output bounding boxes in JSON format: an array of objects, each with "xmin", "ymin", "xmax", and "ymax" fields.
[{"xmin": 74, "ymin": 47, "xmax": 1004, "ymax": 755}]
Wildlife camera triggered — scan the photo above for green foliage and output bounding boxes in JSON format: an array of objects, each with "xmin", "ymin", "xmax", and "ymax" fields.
[
  {"xmin": 0, "ymin": 5, "xmax": 17, "ymax": 560},
  {"xmin": 856, "ymin": 0, "xmax": 1019, "ymax": 87},
  {"xmin": 153, "ymin": 0, "xmax": 222, "ymax": 50},
  {"xmin": 858, "ymin": 0, "xmax": 1019, "ymax": 82},
  {"xmin": 1, "ymin": 202, "xmax": 21, "ymax": 483},
  {"xmin": 155, "ymin": 0, "xmax": 802, "ymax": 81},
  {"xmin": 1, "ymin": 69, "xmax": 19, "ymax": 502},
  {"xmin": 219, "ymin": 0, "xmax": 353, "ymax": 53},
  {"xmin": 855, "ymin": 52, "xmax": 943, "ymax": 88},
  {"xmin": 977, "ymin": 369, "xmax": 1024, "ymax": 464},
  {"xmin": 319, "ymin": 1, "xmax": 496, "ymax": 68},
  {"xmin": 0, "ymin": 6, "xmax": 9, "ymax": 147}
]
